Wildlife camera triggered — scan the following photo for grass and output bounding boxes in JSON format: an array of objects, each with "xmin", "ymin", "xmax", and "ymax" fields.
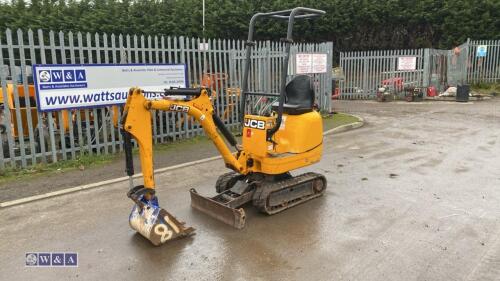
[
  {"xmin": 0, "ymin": 153, "xmax": 117, "ymax": 184},
  {"xmin": 471, "ymin": 82, "xmax": 500, "ymax": 96},
  {"xmin": 0, "ymin": 136, "xmax": 210, "ymax": 184},
  {"xmin": 0, "ymin": 113, "xmax": 360, "ymax": 184},
  {"xmin": 323, "ymin": 112, "xmax": 360, "ymax": 131}
]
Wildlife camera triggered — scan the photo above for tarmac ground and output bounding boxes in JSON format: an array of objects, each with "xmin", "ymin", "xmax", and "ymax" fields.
[{"xmin": 1, "ymin": 99, "xmax": 499, "ymax": 281}]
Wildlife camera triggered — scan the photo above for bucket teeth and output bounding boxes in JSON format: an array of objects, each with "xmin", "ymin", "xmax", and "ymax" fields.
[{"xmin": 190, "ymin": 188, "xmax": 246, "ymax": 229}]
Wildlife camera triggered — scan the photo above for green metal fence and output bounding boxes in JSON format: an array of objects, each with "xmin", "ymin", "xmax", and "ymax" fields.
[
  {"xmin": 0, "ymin": 29, "xmax": 333, "ymax": 169},
  {"xmin": 338, "ymin": 39, "xmax": 500, "ymax": 99}
]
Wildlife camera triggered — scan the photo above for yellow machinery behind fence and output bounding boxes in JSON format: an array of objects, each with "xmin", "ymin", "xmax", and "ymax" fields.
[
  {"xmin": 1, "ymin": 82, "xmax": 122, "ymax": 157},
  {"xmin": 0, "ymin": 84, "xmax": 74, "ymax": 135},
  {"xmin": 120, "ymin": 7, "xmax": 327, "ymax": 246}
]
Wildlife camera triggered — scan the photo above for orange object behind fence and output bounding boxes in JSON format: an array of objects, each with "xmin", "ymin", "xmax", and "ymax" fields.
[{"xmin": 201, "ymin": 73, "xmax": 228, "ymax": 91}]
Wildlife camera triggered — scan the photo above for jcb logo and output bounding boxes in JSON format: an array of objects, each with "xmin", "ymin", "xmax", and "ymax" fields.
[
  {"xmin": 169, "ymin": 104, "xmax": 190, "ymax": 112},
  {"xmin": 244, "ymin": 118, "xmax": 265, "ymax": 130}
]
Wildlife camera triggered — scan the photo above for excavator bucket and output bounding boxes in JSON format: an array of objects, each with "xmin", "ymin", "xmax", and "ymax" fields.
[
  {"xmin": 190, "ymin": 188, "xmax": 247, "ymax": 229},
  {"xmin": 128, "ymin": 188, "xmax": 195, "ymax": 246},
  {"xmin": 129, "ymin": 205, "xmax": 195, "ymax": 246}
]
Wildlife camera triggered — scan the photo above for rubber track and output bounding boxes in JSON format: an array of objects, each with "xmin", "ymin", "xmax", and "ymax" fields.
[
  {"xmin": 215, "ymin": 171, "xmax": 245, "ymax": 193},
  {"xmin": 253, "ymin": 172, "xmax": 327, "ymax": 215}
]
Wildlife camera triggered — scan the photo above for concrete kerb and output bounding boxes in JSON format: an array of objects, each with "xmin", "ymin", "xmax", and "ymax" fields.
[{"xmin": 0, "ymin": 113, "xmax": 364, "ymax": 208}]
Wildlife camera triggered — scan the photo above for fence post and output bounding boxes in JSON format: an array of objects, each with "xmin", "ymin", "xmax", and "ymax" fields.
[
  {"xmin": 17, "ymin": 29, "xmax": 37, "ymax": 165},
  {"xmin": 465, "ymin": 38, "xmax": 470, "ymax": 83},
  {"xmin": 362, "ymin": 55, "xmax": 368, "ymax": 97},
  {"xmin": 326, "ymin": 42, "xmax": 333, "ymax": 110},
  {"xmin": 339, "ymin": 51, "xmax": 344, "ymax": 100},
  {"xmin": 422, "ymin": 48, "xmax": 430, "ymax": 87},
  {"xmin": 265, "ymin": 40, "xmax": 271, "ymax": 96},
  {"xmin": 463, "ymin": 38, "xmax": 470, "ymax": 83},
  {"xmin": 6, "ymin": 29, "xmax": 28, "ymax": 167},
  {"xmin": 0, "ymin": 52, "xmax": 16, "ymax": 168}
]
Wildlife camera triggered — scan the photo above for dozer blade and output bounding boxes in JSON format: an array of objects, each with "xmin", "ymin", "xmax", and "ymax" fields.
[
  {"xmin": 129, "ymin": 204, "xmax": 195, "ymax": 246},
  {"xmin": 190, "ymin": 188, "xmax": 246, "ymax": 229}
]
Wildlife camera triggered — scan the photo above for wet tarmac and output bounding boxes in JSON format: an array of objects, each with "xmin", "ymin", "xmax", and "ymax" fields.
[{"xmin": 1, "ymin": 99, "xmax": 499, "ymax": 281}]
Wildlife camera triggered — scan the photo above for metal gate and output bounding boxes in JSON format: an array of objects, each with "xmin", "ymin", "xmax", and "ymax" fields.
[
  {"xmin": 424, "ymin": 48, "xmax": 449, "ymax": 93},
  {"xmin": 339, "ymin": 49, "xmax": 424, "ymax": 99}
]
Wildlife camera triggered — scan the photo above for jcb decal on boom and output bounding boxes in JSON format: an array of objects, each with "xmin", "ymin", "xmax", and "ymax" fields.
[
  {"xmin": 244, "ymin": 118, "xmax": 265, "ymax": 130},
  {"xmin": 169, "ymin": 104, "xmax": 190, "ymax": 112}
]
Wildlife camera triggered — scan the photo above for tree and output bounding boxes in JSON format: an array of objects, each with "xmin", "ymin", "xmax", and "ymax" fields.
[{"xmin": 0, "ymin": 0, "xmax": 497, "ymax": 51}]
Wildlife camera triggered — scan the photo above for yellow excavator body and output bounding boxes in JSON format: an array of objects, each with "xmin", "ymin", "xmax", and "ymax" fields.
[
  {"xmin": 121, "ymin": 7, "xmax": 327, "ymax": 246},
  {"xmin": 241, "ymin": 112, "xmax": 323, "ymax": 174}
]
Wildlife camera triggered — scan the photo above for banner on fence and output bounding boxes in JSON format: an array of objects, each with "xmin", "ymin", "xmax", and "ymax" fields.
[
  {"xmin": 33, "ymin": 64, "xmax": 187, "ymax": 111},
  {"xmin": 397, "ymin": 57, "xmax": 417, "ymax": 71},
  {"xmin": 295, "ymin": 53, "xmax": 328, "ymax": 74}
]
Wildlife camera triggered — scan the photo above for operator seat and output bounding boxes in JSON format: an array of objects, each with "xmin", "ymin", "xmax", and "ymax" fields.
[{"xmin": 272, "ymin": 75, "xmax": 315, "ymax": 115}]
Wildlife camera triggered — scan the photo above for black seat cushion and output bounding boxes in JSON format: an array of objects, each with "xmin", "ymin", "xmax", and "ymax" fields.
[{"xmin": 272, "ymin": 75, "xmax": 315, "ymax": 115}]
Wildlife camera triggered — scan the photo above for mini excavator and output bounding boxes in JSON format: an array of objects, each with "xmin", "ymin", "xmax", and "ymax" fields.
[{"xmin": 120, "ymin": 7, "xmax": 327, "ymax": 245}]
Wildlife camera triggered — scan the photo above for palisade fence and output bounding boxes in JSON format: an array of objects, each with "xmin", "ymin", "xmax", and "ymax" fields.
[
  {"xmin": 467, "ymin": 40, "xmax": 500, "ymax": 83},
  {"xmin": 339, "ymin": 49, "xmax": 425, "ymax": 99},
  {"xmin": 0, "ymin": 28, "xmax": 333, "ymax": 169},
  {"xmin": 338, "ymin": 39, "xmax": 500, "ymax": 99}
]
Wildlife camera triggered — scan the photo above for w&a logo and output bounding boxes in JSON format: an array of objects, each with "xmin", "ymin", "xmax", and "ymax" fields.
[{"xmin": 25, "ymin": 252, "xmax": 78, "ymax": 267}]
